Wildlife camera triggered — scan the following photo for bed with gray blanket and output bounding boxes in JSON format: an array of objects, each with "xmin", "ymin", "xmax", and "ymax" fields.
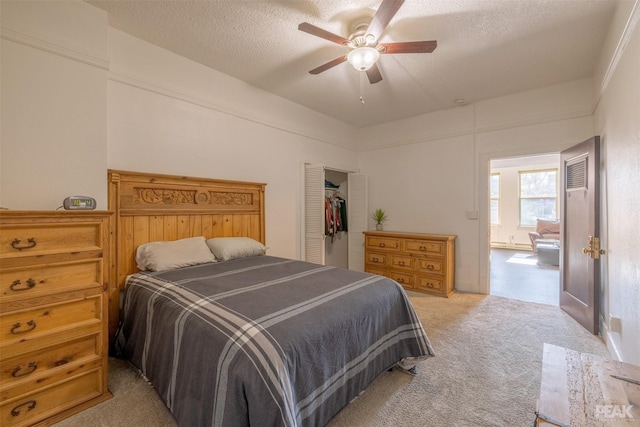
[{"xmin": 118, "ymin": 255, "xmax": 434, "ymax": 426}]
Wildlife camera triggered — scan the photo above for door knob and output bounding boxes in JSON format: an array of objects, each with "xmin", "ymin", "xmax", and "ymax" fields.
[{"xmin": 582, "ymin": 236, "xmax": 606, "ymax": 260}]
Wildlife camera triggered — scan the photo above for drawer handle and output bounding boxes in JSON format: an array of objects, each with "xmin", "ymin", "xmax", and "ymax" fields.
[
  {"xmin": 426, "ymin": 282, "xmax": 434, "ymax": 288},
  {"xmin": 398, "ymin": 261, "xmax": 405, "ymax": 266},
  {"xmin": 11, "ymin": 400, "xmax": 37, "ymax": 417},
  {"xmin": 396, "ymin": 278, "xmax": 404, "ymax": 283},
  {"xmin": 379, "ymin": 242, "xmax": 386, "ymax": 247},
  {"xmin": 372, "ymin": 257, "xmax": 379, "ymax": 262},
  {"xmin": 10, "ymin": 278, "xmax": 37, "ymax": 291},
  {"xmin": 12, "ymin": 362, "xmax": 38, "ymax": 378},
  {"xmin": 419, "ymin": 245, "xmax": 427, "ymax": 251},
  {"xmin": 54, "ymin": 357, "xmax": 71, "ymax": 367},
  {"xmin": 11, "ymin": 237, "xmax": 37, "ymax": 251},
  {"xmin": 427, "ymin": 265, "xmax": 435, "ymax": 270},
  {"xmin": 10, "ymin": 320, "xmax": 36, "ymax": 334}
]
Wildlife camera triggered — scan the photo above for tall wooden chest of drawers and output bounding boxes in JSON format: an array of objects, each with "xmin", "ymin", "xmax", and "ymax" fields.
[
  {"xmin": 0, "ymin": 211, "xmax": 112, "ymax": 426},
  {"xmin": 363, "ymin": 231, "xmax": 456, "ymax": 297}
]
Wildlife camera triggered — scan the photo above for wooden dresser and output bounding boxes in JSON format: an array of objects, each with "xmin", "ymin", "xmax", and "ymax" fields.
[
  {"xmin": 363, "ymin": 231, "xmax": 456, "ymax": 297},
  {"xmin": 0, "ymin": 211, "xmax": 112, "ymax": 426}
]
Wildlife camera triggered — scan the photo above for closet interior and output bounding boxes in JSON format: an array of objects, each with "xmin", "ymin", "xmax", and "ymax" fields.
[
  {"xmin": 303, "ymin": 163, "xmax": 367, "ymax": 271},
  {"xmin": 324, "ymin": 170, "xmax": 349, "ymax": 269}
]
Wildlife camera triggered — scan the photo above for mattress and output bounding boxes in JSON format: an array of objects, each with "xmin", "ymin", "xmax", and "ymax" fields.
[{"xmin": 117, "ymin": 255, "xmax": 434, "ymax": 426}]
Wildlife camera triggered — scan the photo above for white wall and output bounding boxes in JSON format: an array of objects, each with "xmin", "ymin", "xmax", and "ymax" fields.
[
  {"xmin": 0, "ymin": 1, "xmax": 359, "ymax": 260},
  {"xmin": 1, "ymin": 1, "xmax": 108, "ymax": 210},
  {"xmin": 593, "ymin": 0, "xmax": 640, "ymax": 365},
  {"xmin": 358, "ymin": 82, "xmax": 595, "ymax": 294},
  {"xmin": 358, "ymin": 133, "xmax": 479, "ymax": 291},
  {"xmin": 105, "ymin": 29, "xmax": 359, "ymax": 260}
]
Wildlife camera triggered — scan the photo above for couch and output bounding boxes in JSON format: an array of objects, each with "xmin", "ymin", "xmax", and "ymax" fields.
[{"xmin": 528, "ymin": 218, "xmax": 560, "ymax": 253}]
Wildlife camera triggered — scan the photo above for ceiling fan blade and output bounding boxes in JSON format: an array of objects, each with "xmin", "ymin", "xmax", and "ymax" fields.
[
  {"xmin": 380, "ymin": 40, "xmax": 437, "ymax": 54},
  {"xmin": 298, "ymin": 22, "xmax": 349, "ymax": 45},
  {"xmin": 366, "ymin": 0, "xmax": 405, "ymax": 41},
  {"xmin": 309, "ymin": 56, "xmax": 347, "ymax": 74},
  {"xmin": 366, "ymin": 64, "xmax": 383, "ymax": 84}
]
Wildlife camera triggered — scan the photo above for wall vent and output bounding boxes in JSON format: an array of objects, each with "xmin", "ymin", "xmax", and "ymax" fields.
[{"xmin": 566, "ymin": 157, "xmax": 587, "ymax": 190}]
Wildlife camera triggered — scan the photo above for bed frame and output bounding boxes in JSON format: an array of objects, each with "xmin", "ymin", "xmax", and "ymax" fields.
[{"xmin": 107, "ymin": 170, "xmax": 266, "ymax": 339}]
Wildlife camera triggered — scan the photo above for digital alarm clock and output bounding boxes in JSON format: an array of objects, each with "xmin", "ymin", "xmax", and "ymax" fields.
[{"xmin": 63, "ymin": 196, "xmax": 96, "ymax": 210}]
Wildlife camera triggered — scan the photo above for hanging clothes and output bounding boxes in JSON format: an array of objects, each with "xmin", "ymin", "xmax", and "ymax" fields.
[
  {"xmin": 325, "ymin": 192, "xmax": 347, "ymax": 242},
  {"xmin": 338, "ymin": 197, "xmax": 348, "ymax": 232},
  {"xmin": 324, "ymin": 197, "xmax": 332, "ymax": 236}
]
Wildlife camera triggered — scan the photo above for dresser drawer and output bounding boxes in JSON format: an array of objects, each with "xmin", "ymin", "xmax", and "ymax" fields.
[
  {"xmin": 391, "ymin": 255, "xmax": 414, "ymax": 270},
  {"xmin": 1, "ymin": 368, "xmax": 103, "ymax": 427},
  {"xmin": 404, "ymin": 239, "xmax": 445, "ymax": 256},
  {"xmin": 366, "ymin": 252, "xmax": 388, "ymax": 266},
  {"xmin": 0, "ymin": 260, "xmax": 102, "ymax": 302},
  {"xmin": 416, "ymin": 276, "xmax": 444, "ymax": 292},
  {"xmin": 0, "ymin": 223, "xmax": 103, "ymax": 259},
  {"xmin": 417, "ymin": 259, "xmax": 443, "ymax": 274},
  {"xmin": 365, "ymin": 236, "xmax": 400, "ymax": 251},
  {"xmin": 388, "ymin": 271, "xmax": 413, "ymax": 288},
  {"xmin": 1, "ymin": 333, "xmax": 101, "ymax": 394},
  {"xmin": 0, "ymin": 295, "xmax": 102, "ymax": 345}
]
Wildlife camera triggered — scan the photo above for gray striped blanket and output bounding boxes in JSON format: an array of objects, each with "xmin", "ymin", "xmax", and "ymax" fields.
[{"xmin": 118, "ymin": 255, "xmax": 434, "ymax": 426}]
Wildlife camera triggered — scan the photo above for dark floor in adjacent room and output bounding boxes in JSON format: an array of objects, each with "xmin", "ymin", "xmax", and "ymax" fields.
[{"xmin": 490, "ymin": 248, "xmax": 559, "ymax": 306}]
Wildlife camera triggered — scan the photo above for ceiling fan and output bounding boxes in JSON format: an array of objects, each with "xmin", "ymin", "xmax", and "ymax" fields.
[{"xmin": 298, "ymin": 0, "xmax": 437, "ymax": 84}]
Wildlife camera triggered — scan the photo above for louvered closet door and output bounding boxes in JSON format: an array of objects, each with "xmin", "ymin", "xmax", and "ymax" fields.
[
  {"xmin": 304, "ymin": 164, "xmax": 325, "ymax": 265},
  {"xmin": 348, "ymin": 174, "xmax": 367, "ymax": 272}
]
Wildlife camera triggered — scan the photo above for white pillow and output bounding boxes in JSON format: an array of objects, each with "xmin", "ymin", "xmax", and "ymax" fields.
[
  {"xmin": 136, "ymin": 236, "xmax": 216, "ymax": 272},
  {"xmin": 205, "ymin": 237, "xmax": 266, "ymax": 261}
]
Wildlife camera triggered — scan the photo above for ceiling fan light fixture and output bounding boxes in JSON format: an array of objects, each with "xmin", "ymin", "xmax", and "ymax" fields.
[{"xmin": 347, "ymin": 46, "xmax": 380, "ymax": 71}]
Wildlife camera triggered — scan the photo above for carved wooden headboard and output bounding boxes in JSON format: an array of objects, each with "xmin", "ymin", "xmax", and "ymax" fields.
[{"xmin": 107, "ymin": 169, "xmax": 266, "ymax": 339}]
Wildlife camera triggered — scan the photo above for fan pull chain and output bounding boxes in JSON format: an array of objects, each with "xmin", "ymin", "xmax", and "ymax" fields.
[{"xmin": 359, "ymin": 71, "xmax": 365, "ymax": 105}]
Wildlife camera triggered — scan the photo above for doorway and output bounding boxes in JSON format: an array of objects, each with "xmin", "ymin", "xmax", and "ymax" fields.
[{"xmin": 489, "ymin": 154, "xmax": 561, "ymax": 305}]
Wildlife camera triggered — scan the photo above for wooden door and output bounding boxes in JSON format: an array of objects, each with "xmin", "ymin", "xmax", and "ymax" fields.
[{"xmin": 560, "ymin": 136, "xmax": 602, "ymax": 334}]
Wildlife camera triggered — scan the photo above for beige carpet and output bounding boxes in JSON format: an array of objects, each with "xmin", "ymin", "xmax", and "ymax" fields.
[{"xmin": 55, "ymin": 292, "xmax": 608, "ymax": 427}]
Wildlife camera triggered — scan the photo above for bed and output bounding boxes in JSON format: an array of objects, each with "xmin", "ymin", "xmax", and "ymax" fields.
[{"xmin": 107, "ymin": 170, "xmax": 434, "ymax": 427}]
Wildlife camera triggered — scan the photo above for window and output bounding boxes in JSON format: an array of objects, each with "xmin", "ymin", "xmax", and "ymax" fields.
[
  {"xmin": 519, "ymin": 169, "xmax": 557, "ymax": 226},
  {"xmin": 490, "ymin": 173, "xmax": 500, "ymax": 225}
]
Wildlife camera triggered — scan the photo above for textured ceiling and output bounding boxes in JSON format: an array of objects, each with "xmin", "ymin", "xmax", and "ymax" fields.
[{"xmin": 86, "ymin": 0, "xmax": 618, "ymax": 128}]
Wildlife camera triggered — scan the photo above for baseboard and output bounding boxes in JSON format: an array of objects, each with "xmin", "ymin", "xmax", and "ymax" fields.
[
  {"xmin": 514, "ymin": 243, "xmax": 533, "ymax": 250},
  {"xmin": 601, "ymin": 321, "xmax": 623, "ymax": 361},
  {"xmin": 490, "ymin": 242, "xmax": 533, "ymax": 251}
]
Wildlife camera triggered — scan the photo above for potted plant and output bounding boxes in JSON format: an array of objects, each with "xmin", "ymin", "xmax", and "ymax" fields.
[{"xmin": 371, "ymin": 208, "xmax": 388, "ymax": 231}]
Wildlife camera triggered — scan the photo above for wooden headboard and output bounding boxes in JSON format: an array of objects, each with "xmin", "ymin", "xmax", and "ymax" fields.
[{"xmin": 107, "ymin": 169, "xmax": 266, "ymax": 338}]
